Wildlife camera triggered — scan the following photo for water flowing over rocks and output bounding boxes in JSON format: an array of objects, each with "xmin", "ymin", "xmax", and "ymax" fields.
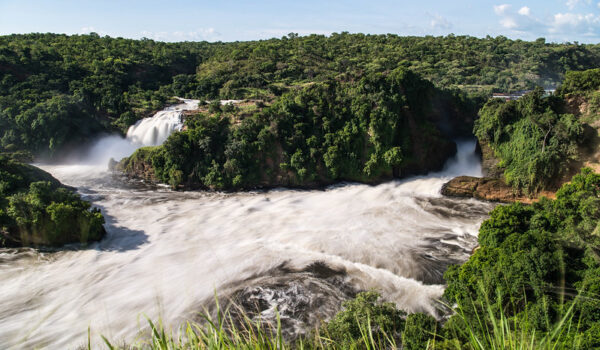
[
  {"xmin": 76, "ymin": 98, "xmax": 199, "ymax": 169},
  {"xmin": 0, "ymin": 99, "xmax": 494, "ymax": 348},
  {"xmin": 126, "ymin": 99, "xmax": 197, "ymax": 147}
]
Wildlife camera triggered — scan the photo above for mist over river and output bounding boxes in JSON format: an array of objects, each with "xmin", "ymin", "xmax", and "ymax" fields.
[{"xmin": 0, "ymin": 102, "xmax": 494, "ymax": 349}]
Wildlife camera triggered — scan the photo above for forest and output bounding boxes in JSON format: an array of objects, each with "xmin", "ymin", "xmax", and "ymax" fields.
[
  {"xmin": 1, "ymin": 33, "xmax": 600, "ymax": 349},
  {"xmin": 118, "ymin": 68, "xmax": 471, "ymax": 189},
  {"xmin": 0, "ymin": 155, "xmax": 105, "ymax": 247},
  {"xmin": 2, "ymin": 33, "xmax": 600, "ymax": 158},
  {"xmin": 474, "ymin": 68, "xmax": 600, "ymax": 195}
]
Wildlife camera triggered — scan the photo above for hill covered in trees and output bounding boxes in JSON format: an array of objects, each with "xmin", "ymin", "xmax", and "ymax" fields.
[
  {"xmin": 458, "ymin": 68, "xmax": 600, "ymax": 198},
  {"xmin": 117, "ymin": 68, "xmax": 475, "ymax": 189},
  {"xmin": 0, "ymin": 156, "xmax": 105, "ymax": 247},
  {"xmin": 2, "ymin": 33, "xmax": 600, "ymax": 158}
]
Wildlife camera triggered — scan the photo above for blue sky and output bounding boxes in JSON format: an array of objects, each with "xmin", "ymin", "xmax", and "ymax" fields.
[{"xmin": 0, "ymin": 0, "xmax": 598, "ymax": 43}]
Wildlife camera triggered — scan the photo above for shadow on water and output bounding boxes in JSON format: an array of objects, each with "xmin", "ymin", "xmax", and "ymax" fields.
[
  {"xmin": 0, "ymin": 202, "xmax": 150, "ymax": 260},
  {"xmin": 94, "ymin": 207, "xmax": 149, "ymax": 252}
]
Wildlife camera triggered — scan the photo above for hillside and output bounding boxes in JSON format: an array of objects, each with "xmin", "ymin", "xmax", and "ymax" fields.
[
  {"xmin": 116, "ymin": 69, "xmax": 472, "ymax": 190},
  {"xmin": 443, "ymin": 68, "xmax": 600, "ymax": 202},
  {"xmin": 2, "ymin": 33, "xmax": 600, "ymax": 159}
]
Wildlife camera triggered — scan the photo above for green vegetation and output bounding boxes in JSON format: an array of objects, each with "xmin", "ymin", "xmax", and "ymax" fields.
[
  {"xmin": 100, "ymin": 292, "xmax": 435, "ymax": 349},
  {"xmin": 100, "ymin": 292, "xmax": 589, "ymax": 350},
  {"xmin": 0, "ymin": 33, "xmax": 205, "ymax": 157},
  {"xmin": 324, "ymin": 291, "xmax": 407, "ymax": 347},
  {"xmin": 100, "ymin": 293, "xmax": 412, "ymax": 349},
  {"xmin": 558, "ymin": 68, "xmax": 600, "ymax": 124},
  {"xmin": 0, "ymin": 156, "xmax": 105, "ymax": 247},
  {"xmin": 443, "ymin": 168, "xmax": 600, "ymax": 348},
  {"xmin": 474, "ymin": 87, "xmax": 585, "ymax": 194},
  {"xmin": 2, "ymin": 33, "xmax": 600, "ymax": 158},
  {"xmin": 557, "ymin": 68, "xmax": 600, "ymax": 96},
  {"xmin": 3, "ymin": 32, "xmax": 600, "ymax": 346},
  {"xmin": 118, "ymin": 68, "xmax": 466, "ymax": 189},
  {"xmin": 191, "ymin": 34, "xmax": 600, "ymax": 100},
  {"xmin": 474, "ymin": 68, "xmax": 600, "ymax": 195}
]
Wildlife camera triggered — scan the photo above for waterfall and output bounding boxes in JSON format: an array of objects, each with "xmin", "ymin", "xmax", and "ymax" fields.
[
  {"xmin": 125, "ymin": 99, "xmax": 198, "ymax": 147},
  {"xmin": 76, "ymin": 99, "xmax": 199, "ymax": 168}
]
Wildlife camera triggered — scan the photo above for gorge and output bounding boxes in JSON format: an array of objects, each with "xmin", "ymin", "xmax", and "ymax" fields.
[
  {"xmin": 0, "ymin": 103, "xmax": 493, "ymax": 348},
  {"xmin": 2, "ymin": 33, "xmax": 600, "ymax": 349}
]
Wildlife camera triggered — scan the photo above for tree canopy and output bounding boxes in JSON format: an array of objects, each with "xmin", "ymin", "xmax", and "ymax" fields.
[
  {"xmin": 474, "ymin": 87, "xmax": 585, "ymax": 194},
  {"xmin": 2, "ymin": 33, "xmax": 599, "ymax": 157},
  {"xmin": 0, "ymin": 156, "xmax": 105, "ymax": 247},
  {"xmin": 119, "ymin": 68, "xmax": 469, "ymax": 190}
]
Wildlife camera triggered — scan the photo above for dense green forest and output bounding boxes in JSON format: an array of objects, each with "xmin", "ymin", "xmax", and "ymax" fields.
[
  {"xmin": 441, "ymin": 168, "xmax": 600, "ymax": 347},
  {"xmin": 558, "ymin": 68, "xmax": 600, "ymax": 96},
  {"xmin": 473, "ymin": 68, "xmax": 600, "ymax": 195},
  {"xmin": 118, "ymin": 68, "xmax": 472, "ymax": 189},
  {"xmin": 0, "ymin": 156, "xmax": 105, "ymax": 247},
  {"xmin": 2, "ymin": 33, "xmax": 600, "ymax": 158},
  {"xmin": 3, "ymin": 32, "xmax": 600, "ymax": 347},
  {"xmin": 474, "ymin": 88, "xmax": 585, "ymax": 194}
]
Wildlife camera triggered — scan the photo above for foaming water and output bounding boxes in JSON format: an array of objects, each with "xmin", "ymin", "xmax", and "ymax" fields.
[
  {"xmin": 126, "ymin": 99, "xmax": 198, "ymax": 147},
  {"xmin": 0, "ymin": 140, "xmax": 494, "ymax": 348},
  {"xmin": 70, "ymin": 98, "xmax": 198, "ymax": 168}
]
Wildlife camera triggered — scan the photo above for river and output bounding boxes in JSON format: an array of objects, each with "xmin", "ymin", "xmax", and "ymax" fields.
[{"xmin": 0, "ymin": 101, "xmax": 494, "ymax": 349}]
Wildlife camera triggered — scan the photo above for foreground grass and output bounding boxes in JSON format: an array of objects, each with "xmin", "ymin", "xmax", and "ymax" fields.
[
  {"xmin": 447, "ymin": 297, "xmax": 586, "ymax": 350},
  {"xmin": 97, "ymin": 294, "xmax": 592, "ymax": 350}
]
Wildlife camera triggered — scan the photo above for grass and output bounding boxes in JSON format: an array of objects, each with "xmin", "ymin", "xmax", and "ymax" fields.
[
  {"xmin": 95, "ymin": 290, "xmax": 593, "ymax": 350},
  {"xmin": 449, "ymin": 297, "xmax": 582, "ymax": 350},
  {"xmin": 97, "ymin": 298, "xmax": 400, "ymax": 350}
]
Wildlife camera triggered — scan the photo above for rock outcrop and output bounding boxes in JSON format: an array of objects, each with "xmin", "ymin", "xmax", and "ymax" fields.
[
  {"xmin": 476, "ymin": 141, "xmax": 503, "ymax": 178},
  {"xmin": 441, "ymin": 176, "xmax": 518, "ymax": 203}
]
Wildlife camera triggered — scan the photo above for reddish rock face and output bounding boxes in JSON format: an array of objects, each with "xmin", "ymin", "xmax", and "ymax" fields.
[{"xmin": 441, "ymin": 176, "xmax": 518, "ymax": 203}]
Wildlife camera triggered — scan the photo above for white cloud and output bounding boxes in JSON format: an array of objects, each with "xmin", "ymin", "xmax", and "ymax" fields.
[
  {"xmin": 79, "ymin": 27, "xmax": 110, "ymax": 36},
  {"xmin": 80, "ymin": 26, "xmax": 96, "ymax": 34},
  {"xmin": 140, "ymin": 28, "xmax": 220, "ymax": 42},
  {"xmin": 567, "ymin": 0, "xmax": 579, "ymax": 9},
  {"xmin": 550, "ymin": 12, "xmax": 600, "ymax": 33},
  {"xmin": 242, "ymin": 29, "xmax": 333, "ymax": 40},
  {"xmin": 518, "ymin": 6, "xmax": 531, "ymax": 16},
  {"xmin": 493, "ymin": 3, "xmax": 600, "ymax": 40},
  {"xmin": 494, "ymin": 4, "xmax": 511, "ymax": 15},
  {"xmin": 566, "ymin": 0, "xmax": 592, "ymax": 10},
  {"xmin": 493, "ymin": 4, "xmax": 541, "ymax": 31},
  {"xmin": 430, "ymin": 14, "xmax": 452, "ymax": 30}
]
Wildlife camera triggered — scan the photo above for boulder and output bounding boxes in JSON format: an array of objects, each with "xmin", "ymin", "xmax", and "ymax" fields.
[{"xmin": 441, "ymin": 176, "xmax": 518, "ymax": 203}]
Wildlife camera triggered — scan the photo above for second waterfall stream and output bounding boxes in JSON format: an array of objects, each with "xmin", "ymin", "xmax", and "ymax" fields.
[{"xmin": 0, "ymin": 101, "xmax": 495, "ymax": 349}]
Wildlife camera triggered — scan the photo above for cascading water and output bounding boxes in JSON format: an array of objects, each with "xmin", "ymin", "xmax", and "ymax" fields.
[
  {"xmin": 126, "ymin": 99, "xmax": 198, "ymax": 147},
  {"xmin": 0, "ymin": 97, "xmax": 494, "ymax": 349},
  {"xmin": 73, "ymin": 98, "xmax": 198, "ymax": 168}
]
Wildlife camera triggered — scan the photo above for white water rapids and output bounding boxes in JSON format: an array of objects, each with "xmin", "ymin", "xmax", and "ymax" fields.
[{"xmin": 0, "ymin": 102, "xmax": 494, "ymax": 349}]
